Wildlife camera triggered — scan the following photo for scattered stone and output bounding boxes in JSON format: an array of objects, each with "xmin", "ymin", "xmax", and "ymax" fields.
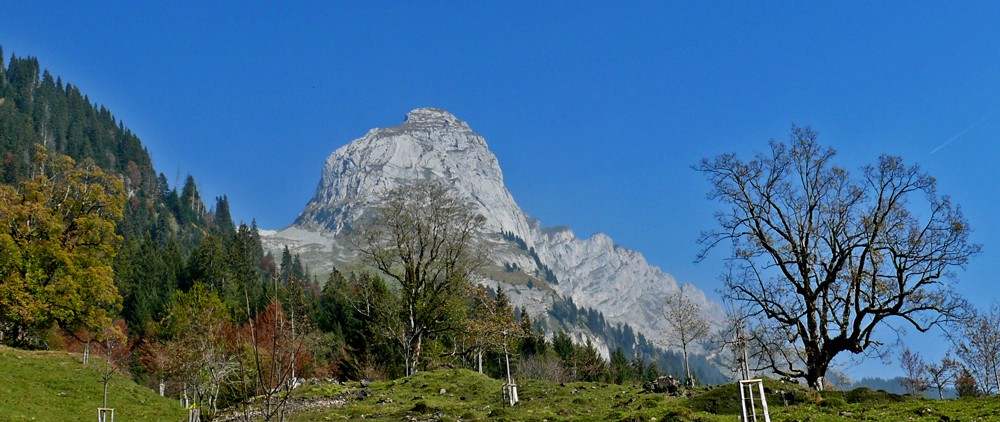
[
  {"xmin": 840, "ymin": 411, "xmax": 853, "ymax": 417},
  {"xmin": 439, "ymin": 388, "xmax": 447, "ymax": 394},
  {"xmin": 376, "ymin": 398, "xmax": 393, "ymax": 404},
  {"xmin": 643, "ymin": 376, "xmax": 682, "ymax": 396}
]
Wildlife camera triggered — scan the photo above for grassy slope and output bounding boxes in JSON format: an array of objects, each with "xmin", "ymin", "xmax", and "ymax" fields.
[
  {"xmin": 0, "ymin": 345, "xmax": 187, "ymax": 422},
  {"xmin": 288, "ymin": 369, "xmax": 1000, "ymax": 421}
]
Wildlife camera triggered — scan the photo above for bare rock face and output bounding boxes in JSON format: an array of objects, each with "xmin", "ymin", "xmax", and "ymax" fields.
[
  {"xmin": 294, "ymin": 108, "xmax": 534, "ymax": 244},
  {"xmin": 265, "ymin": 108, "xmax": 723, "ymax": 350}
]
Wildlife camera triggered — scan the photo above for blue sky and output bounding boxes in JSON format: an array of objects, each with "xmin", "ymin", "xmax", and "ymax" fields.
[{"xmin": 5, "ymin": 2, "xmax": 1000, "ymax": 378}]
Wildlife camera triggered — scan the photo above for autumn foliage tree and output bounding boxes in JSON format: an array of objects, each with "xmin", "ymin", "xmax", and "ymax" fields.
[
  {"xmin": 95, "ymin": 319, "xmax": 131, "ymax": 408},
  {"xmin": 925, "ymin": 353, "xmax": 959, "ymax": 400},
  {"xmin": 144, "ymin": 282, "xmax": 236, "ymax": 413},
  {"xmin": 464, "ymin": 287, "xmax": 525, "ymax": 380},
  {"xmin": 697, "ymin": 127, "xmax": 980, "ymax": 390},
  {"xmin": 0, "ymin": 145, "xmax": 125, "ymax": 347},
  {"xmin": 898, "ymin": 347, "xmax": 928, "ymax": 396}
]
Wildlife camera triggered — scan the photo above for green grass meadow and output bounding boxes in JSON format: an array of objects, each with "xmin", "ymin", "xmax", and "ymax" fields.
[
  {"xmin": 5, "ymin": 347, "xmax": 1000, "ymax": 422},
  {"xmin": 0, "ymin": 345, "xmax": 187, "ymax": 422},
  {"xmin": 288, "ymin": 369, "xmax": 1000, "ymax": 422}
]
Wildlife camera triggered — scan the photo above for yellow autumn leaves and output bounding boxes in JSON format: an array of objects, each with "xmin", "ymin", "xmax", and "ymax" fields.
[{"xmin": 0, "ymin": 144, "xmax": 125, "ymax": 346}]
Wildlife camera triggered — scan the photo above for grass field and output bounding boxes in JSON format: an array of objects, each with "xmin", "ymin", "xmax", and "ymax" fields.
[
  {"xmin": 287, "ymin": 369, "xmax": 1000, "ymax": 422},
  {"xmin": 0, "ymin": 345, "xmax": 187, "ymax": 422},
  {"xmin": 6, "ymin": 347, "xmax": 1000, "ymax": 422}
]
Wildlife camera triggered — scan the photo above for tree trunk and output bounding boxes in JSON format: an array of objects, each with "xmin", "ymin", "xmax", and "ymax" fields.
[
  {"xmin": 477, "ymin": 350, "xmax": 483, "ymax": 374},
  {"xmin": 407, "ymin": 335, "xmax": 423, "ymax": 376},
  {"xmin": 803, "ymin": 341, "xmax": 831, "ymax": 391},
  {"xmin": 103, "ymin": 357, "xmax": 110, "ymax": 408},
  {"xmin": 683, "ymin": 346, "xmax": 692, "ymax": 386},
  {"xmin": 806, "ymin": 361, "xmax": 827, "ymax": 391},
  {"xmin": 504, "ymin": 346, "xmax": 518, "ymax": 405}
]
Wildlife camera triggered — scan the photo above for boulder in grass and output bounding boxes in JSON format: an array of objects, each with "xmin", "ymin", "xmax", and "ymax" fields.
[{"xmin": 644, "ymin": 376, "xmax": 682, "ymax": 395}]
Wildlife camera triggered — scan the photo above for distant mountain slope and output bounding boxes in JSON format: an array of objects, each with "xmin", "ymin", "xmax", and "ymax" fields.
[{"xmin": 263, "ymin": 108, "xmax": 725, "ymax": 357}]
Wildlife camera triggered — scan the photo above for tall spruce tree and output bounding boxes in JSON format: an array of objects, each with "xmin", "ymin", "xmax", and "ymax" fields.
[{"xmin": 214, "ymin": 195, "xmax": 235, "ymax": 236}]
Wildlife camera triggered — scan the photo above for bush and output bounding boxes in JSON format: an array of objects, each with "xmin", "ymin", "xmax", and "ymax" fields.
[
  {"xmin": 517, "ymin": 354, "xmax": 571, "ymax": 382},
  {"xmin": 955, "ymin": 367, "xmax": 981, "ymax": 398}
]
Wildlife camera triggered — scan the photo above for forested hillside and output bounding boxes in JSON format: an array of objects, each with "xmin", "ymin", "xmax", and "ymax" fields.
[{"xmin": 0, "ymin": 46, "xmax": 288, "ymax": 336}]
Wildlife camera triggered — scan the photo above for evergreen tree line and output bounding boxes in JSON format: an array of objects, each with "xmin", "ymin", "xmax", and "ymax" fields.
[
  {"xmin": 0, "ymin": 46, "xmax": 153, "ymax": 189},
  {"xmin": 314, "ymin": 268, "xmax": 683, "ymax": 385},
  {"xmin": 547, "ymin": 295, "xmax": 725, "ymax": 385}
]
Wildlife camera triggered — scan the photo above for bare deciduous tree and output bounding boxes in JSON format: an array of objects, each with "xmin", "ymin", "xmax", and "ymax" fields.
[
  {"xmin": 948, "ymin": 304, "xmax": 1000, "ymax": 395},
  {"xmin": 233, "ymin": 282, "xmax": 308, "ymax": 422},
  {"xmin": 352, "ymin": 182, "xmax": 488, "ymax": 376},
  {"xmin": 696, "ymin": 126, "xmax": 980, "ymax": 390},
  {"xmin": 898, "ymin": 347, "xmax": 928, "ymax": 396},
  {"xmin": 712, "ymin": 296, "xmax": 770, "ymax": 382},
  {"xmin": 925, "ymin": 352, "xmax": 958, "ymax": 400},
  {"xmin": 95, "ymin": 320, "xmax": 131, "ymax": 409},
  {"xmin": 661, "ymin": 290, "xmax": 711, "ymax": 386}
]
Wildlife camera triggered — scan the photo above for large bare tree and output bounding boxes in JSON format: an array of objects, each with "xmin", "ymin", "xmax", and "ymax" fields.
[
  {"xmin": 352, "ymin": 182, "xmax": 488, "ymax": 375},
  {"xmin": 696, "ymin": 126, "xmax": 979, "ymax": 390}
]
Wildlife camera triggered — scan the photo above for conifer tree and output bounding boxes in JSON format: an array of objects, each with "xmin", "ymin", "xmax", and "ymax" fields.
[
  {"xmin": 279, "ymin": 245, "xmax": 293, "ymax": 283},
  {"xmin": 179, "ymin": 174, "xmax": 203, "ymax": 225},
  {"xmin": 214, "ymin": 195, "xmax": 236, "ymax": 236}
]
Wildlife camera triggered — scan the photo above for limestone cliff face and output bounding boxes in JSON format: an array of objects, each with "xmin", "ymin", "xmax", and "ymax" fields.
[
  {"xmin": 266, "ymin": 108, "xmax": 723, "ymax": 350},
  {"xmin": 293, "ymin": 108, "xmax": 534, "ymax": 245}
]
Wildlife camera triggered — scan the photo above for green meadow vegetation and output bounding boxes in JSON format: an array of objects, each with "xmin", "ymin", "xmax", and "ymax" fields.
[
  {"xmin": 285, "ymin": 369, "xmax": 1000, "ymax": 422},
  {"xmin": 0, "ymin": 345, "xmax": 186, "ymax": 421}
]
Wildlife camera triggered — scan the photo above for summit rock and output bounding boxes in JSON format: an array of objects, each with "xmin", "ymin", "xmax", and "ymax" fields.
[{"xmin": 294, "ymin": 108, "xmax": 534, "ymax": 245}]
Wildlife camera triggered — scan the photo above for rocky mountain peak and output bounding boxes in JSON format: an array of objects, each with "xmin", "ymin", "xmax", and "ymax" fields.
[
  {"xmin": 269, "ymin": 108, "xmax": 724, "ymax": 356},
  {"xmin": 293, "ymin": 108, "xmax": 533, "ymax": 243},
  {"xmin": 403, "ymin": 107, "xmax": 467, "ymax": 127}
]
